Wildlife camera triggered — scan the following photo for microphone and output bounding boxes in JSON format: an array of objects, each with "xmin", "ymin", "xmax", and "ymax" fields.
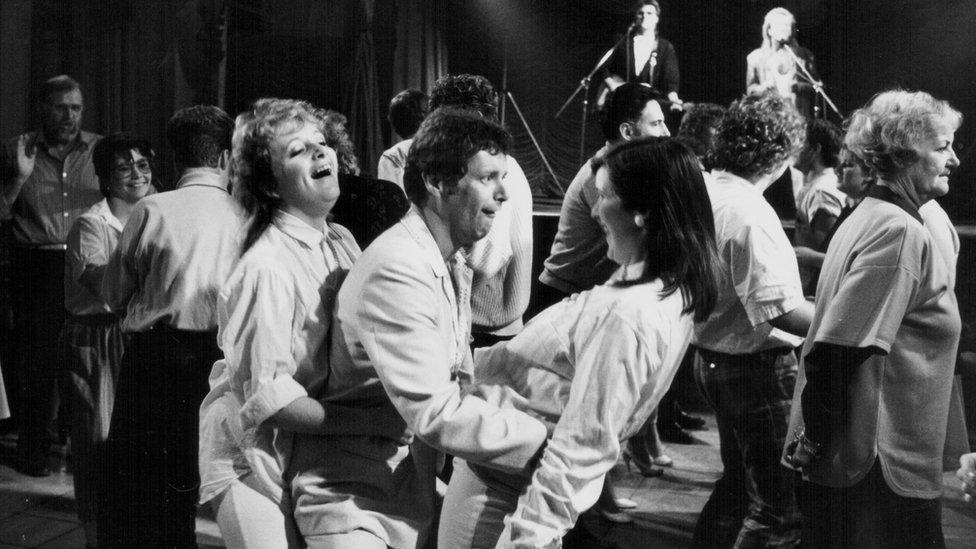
[{"xmin": 628, "ymin": 20, "xmax": 640, "ymax": 34}]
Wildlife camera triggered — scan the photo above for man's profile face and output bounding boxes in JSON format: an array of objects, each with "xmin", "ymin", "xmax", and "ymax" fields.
[
  {"xmin": 442, "ymin": 150, "xmax": 508, "ymax": 248},
  {"xmin": 629, "ymin": 100, "xmax": 670, "ymax": 138},
  {"xmin": 42, "ymin": 89, "xmax": 83, "ymax": 145}
]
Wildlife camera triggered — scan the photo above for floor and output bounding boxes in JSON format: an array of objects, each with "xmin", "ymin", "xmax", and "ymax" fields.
[{"xmin": 0, "ymin": 419, "xmax": 974, "ymax": 548}]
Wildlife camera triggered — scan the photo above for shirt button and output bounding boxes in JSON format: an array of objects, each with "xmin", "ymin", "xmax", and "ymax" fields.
[
  {"xmin": 63, "ymin": 212, "xmax": 69, "ymax": 217},
  {"xmin": 63, "ymin": 192, "xmax": 68, "ymax": 197},
  {"xmin": 62, "ymin": 172, "xmax": 67, "ymax": 178}
]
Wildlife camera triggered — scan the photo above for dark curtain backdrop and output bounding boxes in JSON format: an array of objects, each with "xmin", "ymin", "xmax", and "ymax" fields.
[
  {"xmin": 7, "ymin": 0, "xmax": 975, "ymax": 218},
  {"xmin": 342, "ymin": 0, "xmax": 383, "ymax": 177},
  {"xmin": 444, "ymin": 0, "xmax": 976, "ymax": 223},
  {"xmin": 223, "ymin": 0, "xmax": 400, "ymax": 176}
]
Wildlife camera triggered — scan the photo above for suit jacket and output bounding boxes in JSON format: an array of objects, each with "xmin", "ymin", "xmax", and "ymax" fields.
[{"xmin": 288, "ymin": 206, "xmax": 547, "ymax": 547}]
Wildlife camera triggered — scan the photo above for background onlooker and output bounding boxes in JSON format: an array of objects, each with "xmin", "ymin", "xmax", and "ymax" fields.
[
  {"xmin": 63, "ymin": 132, "xmax": 154, "ymax": 547},
  {"xmin": 377, "ymin": 89, "xmax": 428, "ymax": 185}
]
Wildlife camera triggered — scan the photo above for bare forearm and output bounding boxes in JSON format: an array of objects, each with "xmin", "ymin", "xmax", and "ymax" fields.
[
  {"xmin": 768, "ymin": 300, "xmax": 814, "ymax": 336},
  {"xmin": 2, "ymin": 176, "xmax": 27, "ymax": 211},
  {"xmin": 267, "ymin": 396, "xmax": 405, "ymax": 439}
]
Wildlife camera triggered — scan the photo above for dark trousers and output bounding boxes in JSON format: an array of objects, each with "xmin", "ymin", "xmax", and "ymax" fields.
[
  {"xmin": 692, "ymin": 347, "xmax": 801, "ymax": 548},
  {"xmin": 798, "ymin": 460, "xmax": 944, "ymax": 548},
  {"xmin": 11, "ymin": 248, "xmax": 66, "ymax": 466},
  {"xmin": 98, "ymin": 326, "xmax": 220, "ymax": 548}
]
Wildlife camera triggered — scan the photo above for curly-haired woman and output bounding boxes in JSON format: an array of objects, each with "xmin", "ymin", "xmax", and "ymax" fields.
[{"xmin": 198, "ymin": 98, "xmax": 400, "ymax": 548}]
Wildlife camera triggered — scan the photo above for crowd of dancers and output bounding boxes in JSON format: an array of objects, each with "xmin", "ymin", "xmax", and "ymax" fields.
[{"xmin": 1, "ymin": 2, "xmax": 975, "ymax": 549}]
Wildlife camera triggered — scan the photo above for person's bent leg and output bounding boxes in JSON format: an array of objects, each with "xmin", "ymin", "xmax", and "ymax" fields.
[
  {"xmin": 214, "ymin": 476, "xmax": 299, "ymax": 549},
  {"xmin": 439, "ymin": 458, "xmax": 522, "ymax": 549},
  {"xmin": 734, "ymin": 352, "xmax": 800, "ymax": 548},
  {"xmin": 692, "ymin": 351, "xmax": 749, "ymax": 548},
  {"xmin": 305, "ymin": 530, "xmax": 389, "ymax": 549}
]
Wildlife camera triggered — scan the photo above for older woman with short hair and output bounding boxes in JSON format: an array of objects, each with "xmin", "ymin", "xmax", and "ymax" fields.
[
  {"xmin": 198, "ymin": 98, "xmax": 399, "ymax": 548},
  {"xmin": 784, "ymin": 89, "xmax": 962, "ymax": 548}
]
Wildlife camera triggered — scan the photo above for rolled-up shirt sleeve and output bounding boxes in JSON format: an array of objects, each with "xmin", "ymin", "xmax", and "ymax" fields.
[
  {"xmin": 731, "ymin": 224, "xmax": 805, "ymax": 326},
  {"xmin": 357, "ymin": 259, "xmax": 548, "ymax": 474},
  {"xmin": 67, "ymin": 216, "xmax": 110, "ymax": 296},
  {"xmin": 221, "ymin": 266, "xmax": 308, "ymax": 429},
  {"xmin": 500, "ymin": 312, "xmax": 659, "ymax": 548}
]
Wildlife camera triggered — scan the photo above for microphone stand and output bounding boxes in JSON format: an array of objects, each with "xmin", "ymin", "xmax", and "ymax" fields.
[
  {"xmin": 500, "ymin": 33, "xmax": 562, "ymax": 197},
  {"xmin": 786, "ymin": 46, "xmax": 842, "ymax": 119},
  {"xmin": 555, "ymin": 29, "xmax": 632, "ymax": 166}
]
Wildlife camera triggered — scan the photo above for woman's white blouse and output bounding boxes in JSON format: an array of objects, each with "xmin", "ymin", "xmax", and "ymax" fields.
[
  {"xmin": 474, "ymin": 265, "xmax": 694, "ymax": 547},
  {"xmin": 198, "ymin": 210, "xmax": 360, "ymax": 505}
]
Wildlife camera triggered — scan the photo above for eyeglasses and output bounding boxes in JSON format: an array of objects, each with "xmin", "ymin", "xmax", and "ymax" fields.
[{"xmin": 113, "ymin": 159, "xmax": 152, "ymax": 179}]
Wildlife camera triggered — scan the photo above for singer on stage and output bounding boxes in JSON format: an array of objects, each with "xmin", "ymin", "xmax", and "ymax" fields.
[
  {"xmin": 603, "ymin": 0, "xmax": 683, "ymax": 110},
  {"xmin": 746, "ymin": 7, "xmax": 819, "ymax": 117}
]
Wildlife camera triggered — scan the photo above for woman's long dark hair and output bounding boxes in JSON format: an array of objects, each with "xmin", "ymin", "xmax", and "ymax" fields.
[{"xmin": 592, "ymin": 136, "xmax": 719, "ymax": 321}]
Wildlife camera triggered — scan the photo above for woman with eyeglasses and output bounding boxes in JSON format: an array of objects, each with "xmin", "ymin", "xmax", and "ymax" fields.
[{"xmin": 63, "ymin": 132, "xmax": 154, "ymax": 548}]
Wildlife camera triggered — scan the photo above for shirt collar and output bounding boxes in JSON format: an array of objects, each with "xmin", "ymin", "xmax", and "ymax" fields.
[
  {"xmin": 710, "ymin": 170, "xmax": 761, "ymax": 193},
  {"xmin": 866, "ymin": 184, "xmax": 923, "ymax": 224},
  {"xmin": 175, "ymin": 167, "xmax": 229, "ymax": 192},
  {"xmin": 35, "ymin": 130, "xmax": 97, "ymax": 152},
  {"xmin": 610, "ymin": 260, "xmax": 647, "ymax": 283},
  {"xmin": 89, "ymin": 198, "xmax": 125, "ymax": 232},
  {"xmin": 401, "ymin": 205, "xmax": 450, "ymax": 278},
  {"xmin": 272, "ymin": 209, "xmax": 332, "ymax": 249}
]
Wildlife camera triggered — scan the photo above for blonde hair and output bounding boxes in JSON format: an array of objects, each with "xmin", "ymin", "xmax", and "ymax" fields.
[
  {"xmin": 761, "ymin": 7, "xmax": 798, "ymax": 50},
  {"xmin": 844, "ymin": 90, "xmax": 962, "ymax": 179}
]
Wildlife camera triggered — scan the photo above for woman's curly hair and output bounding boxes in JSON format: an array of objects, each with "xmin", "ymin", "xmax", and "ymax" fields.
[
  {"xmin": 316, "ymin": 109, "xmax": 361, "ymax": 176},
  {"xmin": 231, "ymin": 97, "xmax": 321, "ymax": 254},
  {"xmin": 844, "ymin": 89, "xmax": 962, "ymax": 179},
  {"xmin": 707, "ymin": 90, "xmax": 806, "ymax": 178}
]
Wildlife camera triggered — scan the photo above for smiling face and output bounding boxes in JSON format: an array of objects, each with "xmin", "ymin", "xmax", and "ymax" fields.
[
  {"xmin": 904, "ymin": 126, "xmax": 959, "ymax": 203},
  {"xmin": 595, "ymin": 166, "xmax": 645, "ymax": 265},
  {"xmin": 108, "ymin": 149, "xmax": 152, "ymax": 204},
  {"xmin": 42, "ymin": 89, "xmax": 83, "ymax": 145},
  {"xmin": 441, "ymin": 150, "xmax": 508, "ymax": 248},
  {"xmin": 269, "ymin": 122, "xmax": 340, "ymax": 223}
]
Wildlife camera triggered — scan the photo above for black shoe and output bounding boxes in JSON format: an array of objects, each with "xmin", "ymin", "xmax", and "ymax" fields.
[
  {"xmin": 658, "ymin": 421, "xmax": 696, "ymax": 444},
  {"xmin": 676, "ymin": 409, "xmax": 707, "ymax": 430}
]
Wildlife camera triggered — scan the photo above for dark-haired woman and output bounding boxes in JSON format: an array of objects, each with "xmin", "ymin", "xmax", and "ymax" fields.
[
  {"xmin": 64, "ymin": 133, "xmax": 154, "ymax": 547},
  {"xmin": 198, "ymin": 99, "xmax": 397, "ymax": 548},
  {"xmin": 438, "ymin": 137, "xmax": 719, "ymax": 548}
]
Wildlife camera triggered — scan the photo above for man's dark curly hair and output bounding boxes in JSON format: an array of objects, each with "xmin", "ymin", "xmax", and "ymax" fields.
[
  {"xmin": 707, "ymin": 91, "xmax": 806, "ymax": 179},
  {"xmin": 805, "ymin": 118, "xmax": 843, "ymax": 168},
  {"xmin": 388, "ymin": 89, "xmax": 428, "ymax": 139},
  {"xmin": 676, "ymin": 102, "xmax": 726, "ymax": 166},
  {"xmin": 403, "ymin": 107, "xmax": 510, "ymax": 207},
  {"xmin": 428, "ymin": 74, "xmax": 499, "ymax": 122}
]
